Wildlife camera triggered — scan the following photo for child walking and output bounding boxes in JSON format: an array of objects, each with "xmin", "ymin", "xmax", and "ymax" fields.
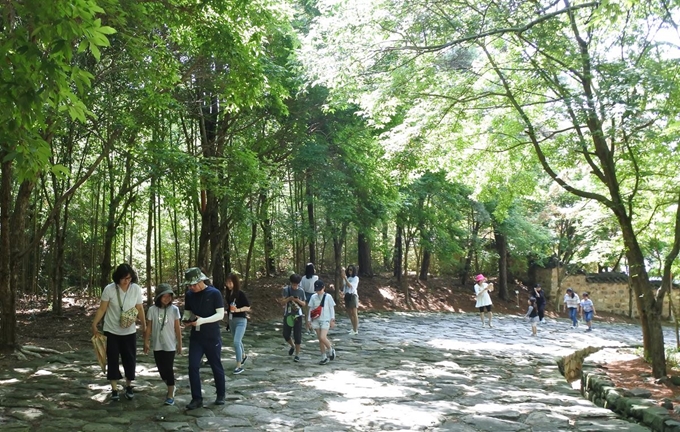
[
  {"xmin": 306, "ymin": 279, "xmax": 336, "ymax": 364},
  {"xmin": 579, "ymin": 292, "xmax": 596, "ymax": 332},
  {"xmin": 524, "ymin": 297, "xmax": 539, "ymax": 336},
  {"xmin": 144, "ymin": 284, "xmax": 182, "ymax": 405}
]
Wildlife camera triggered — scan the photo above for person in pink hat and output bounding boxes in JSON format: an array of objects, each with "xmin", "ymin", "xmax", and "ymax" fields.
[{"xmin": 474, "ymin": 274, "xmax": 494, "ymax": 327}]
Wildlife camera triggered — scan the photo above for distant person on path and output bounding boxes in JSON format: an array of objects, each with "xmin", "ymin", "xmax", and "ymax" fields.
[
  {"xmin": 91, "ymin": 263, "xmax": 146, "ymax": 402},
  {"xmin": 307, "ymin": 280, "xmax": 336, "ymax": 364},
  {"xmin": 532, "ymin": 284, "xmax": 547, "ymax": 323},
  {"xmin": 143, "ymin": 283, "xmax": 182, "ymax": 406},
  {"xmin": 341, "ymin": 265, "xmax": 360, "ymax": 335},
  {"xmin": 226, "ymin": 272, "xmax": 251, "ymax": 375},
  {"xmin": 182, "ymin": 267, "xmax": 226, "ymax": 410},
  {"xmin": 279, "ymin": 273, "xmax": 306, "ymax": 362},
  {"xmin": 524, "ymin": 297, "xmax": 539, "ymax": 337},
  {"xmin": 563, "ymin": 288, "xmax": 580, "ymax": 328},
  {"xmin": 579, "ymin": 292, "xmax": 596, "ymax": 332},
  {"xmin": 300, "ymin": 262, "xmax": 318, "ymax": 304},
  {"xmin": 473, "ymin": 274, "xmax": 494, "ymax": 328}
]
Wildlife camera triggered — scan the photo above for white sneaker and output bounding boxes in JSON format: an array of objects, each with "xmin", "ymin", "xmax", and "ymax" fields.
[{"xmin": 487, "ymin": 323, "xmax": 494, "ymax": 328}]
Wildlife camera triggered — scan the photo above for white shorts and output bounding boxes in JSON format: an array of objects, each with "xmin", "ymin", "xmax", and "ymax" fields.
[{"xmin": 311, "ymin": 319, "xmax": 331, "ymax": 330}]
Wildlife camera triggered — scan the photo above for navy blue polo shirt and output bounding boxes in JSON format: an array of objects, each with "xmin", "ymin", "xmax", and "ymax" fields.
[{"xmin": 185, "ymin": 285, "xmax": 224, "ymax": 340}]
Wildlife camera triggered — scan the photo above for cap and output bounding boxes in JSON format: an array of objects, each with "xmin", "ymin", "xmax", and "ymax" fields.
[
  {"xmin": 154, "ymin": 283, "xmax": 175, "ymax": 302},
  {"xmin": 475, "ymin": 274, "xmax": 485, "ymax": 282},
  {"xmin": 314, "ymin": 280, "xmax": 325, "ymax": 291},
  {"xmin": 184, "ymin": 267, "xmax": 208, "ymax": 285},
  {"xmin": 529, "ymin": 296, "xmax": 536, "ymax": 301},
  {"xmin": 566, "ymin": 287, "xmax": 573, "ymax": 292}
]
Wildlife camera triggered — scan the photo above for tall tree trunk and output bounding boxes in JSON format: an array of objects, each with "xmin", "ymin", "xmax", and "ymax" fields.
[
  {"xmin": 244, "ymin": 219, "xmax": 257, "ymax": 290},
  {"xmin": 494, "ymin": 228, "xmax": 509, "ymax": 301},
  {"xmin": 259, "ymin": 191, "xmax": 275, "ymax": 276},
  {"xmin": 461, "ymin": 218, "xmax": 480, "ymax": 285},
  {"xmin": 618, "ymin": 212, "xmax": 666, "ymax": 377},
  {"xmin": 382, "ymin": 222, "xmax": 391, "ymax": 271},
  {"xmin": 0, "ymin": 159, "xmax": 16, "ymax": 350},
  {"xmin": 146, "ymin": 179, "xmax": 154, "ymax": 305},
  {"xmin": 332, "ymin": 227, "xmax": 346, "ymax": 303},
  {"xmin": 393, "ymin": 224, "xmax": 402, "ymax": 280},
  {"xmin": 357, "ymin": 232, "xmax": 373, "ymax": 277},
  {"xmin": 419, "ymin": 249, "xmax": 431, "ymax": 281},
  {"xmin": 306, "ymin": 174, "xmax": 316, "ymax": 265}
]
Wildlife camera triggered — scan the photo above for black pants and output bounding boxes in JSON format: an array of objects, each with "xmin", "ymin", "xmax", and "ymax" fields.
[
  {"xmin": 537, "ymin": 304, "xmax": 546, "ymax": 321},
  {"xmin": 153, "ymin": 350, "xmax": 176, "ymax": 386},
  {"xmin": 283, "ymin": 317, "xmax": 302, "ymax": 345},
  {"xmin": 105, "ymin": 332, "xmax": 137, "ymax": 381}
]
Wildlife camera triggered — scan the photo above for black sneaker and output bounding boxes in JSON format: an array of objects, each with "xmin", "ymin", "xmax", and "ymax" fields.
[
  {"xmin": 288, "ymin": 347, "xmax": 295, "ymax": 356},
  {"xmin": 214, "ymin": 396, "xmax": 226, "ymax": 405},
  {"xmin": 293, "ymin": 355, "xmax": 300, "ymax": 362},
  {"xmin": 329, "ymin": 348, "xmax": 336, "ymax": 361},
  {"xmin": 319, "ymin": 357, "xmax": 329, "ymax": 365},
  {"xmin": 111, "ymin": 390, "xmax": 120, "ymax": 401},
  {"xmin": 241, "ymin": 355, "xmax": 248, "ymax": 366},
  {"xmin": 124, "ymin": 386, "xmax": 134, "ymax": 400},
  {"xmin": 186, "ymin": 399, "xmax": 203, "ymax": 410}
]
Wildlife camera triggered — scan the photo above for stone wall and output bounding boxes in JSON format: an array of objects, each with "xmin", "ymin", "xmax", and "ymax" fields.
[{"xmin": 534, "ymin": 268, "xmax": 679, "ymax": 319}]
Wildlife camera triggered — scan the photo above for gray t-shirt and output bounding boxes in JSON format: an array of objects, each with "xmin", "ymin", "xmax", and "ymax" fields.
[
  {"xmin": 282, "ymin": 286, "xmax": 306, "ymax": 317},
  {"xmin": 147, "ymin": 304, "xmax": 181, "ymax": 351}
]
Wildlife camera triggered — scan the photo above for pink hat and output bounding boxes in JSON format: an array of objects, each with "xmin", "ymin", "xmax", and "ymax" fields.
[{"xmin": 475, "ymin": 274, "xmax": 485, "ymax": 282}]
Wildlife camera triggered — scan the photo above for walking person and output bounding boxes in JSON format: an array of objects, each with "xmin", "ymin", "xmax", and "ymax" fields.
[
  {"xmin": 563, "ymin": 288, "xmax": 580, "ymax": 328},
  {"xmin": 307, "ymin": 280, "xmax": 337, "ymax": 364},
  {"xmin": 579, "ymin": 292, "xmax": 596, "ymax": 332},
  {"xmin": 341, "ymin": 265, "xmax": 360, "ymax": 335},
  {"xmin": 91, "ymin": 263, "xmax": 146, "ymax": 401},
  {"xmin": 279, "ymin": 273, "xmax": 306, "ymax": 362},
  {"xmin": 143, "ymin": 284, "xmax": 182, "ymax": 405},
  {"xmin": 532, "ymin": 284, "xmax": 547, "ymax": 323},
  {"xmin": 226, "ymin": 272, "xmax": 251, "ymax": 375},
  {"xmin": 182, "ymin": 267, "xmax": 226, "ymax": 410},
  {"xmin": 473, "ymin": 274, "xmax": 494, "ymax": 328},
  {"xmin": 524, "ymin": 297, "xmax": 539, "ymax": 337},
  {"xmin": 300, "ymin": 262, "xmax": 318, "ymax": 304}
]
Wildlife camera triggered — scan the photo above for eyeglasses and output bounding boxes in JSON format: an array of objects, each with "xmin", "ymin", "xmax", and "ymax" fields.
[{"xmin": 122, "ymin": 276, "xmax": 132, "ymax": 281}]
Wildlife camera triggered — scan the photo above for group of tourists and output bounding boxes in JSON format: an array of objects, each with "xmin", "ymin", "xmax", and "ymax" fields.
[
  {"xmin": 91, "ymin": 261, "xmax": 360, "ymax": 410},
  {"xmin": 473, "ymin": 274, "xmax": 597, "ymax": 337}
]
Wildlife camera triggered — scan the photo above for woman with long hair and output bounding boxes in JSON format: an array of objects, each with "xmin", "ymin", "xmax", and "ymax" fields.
[
  {"xmin": 226, "ymin": 273, "xmax": 251, "ymax": 374},
  {"xmin": 341, "ymin": 265, "xmax": 360, "ymax": 335}
]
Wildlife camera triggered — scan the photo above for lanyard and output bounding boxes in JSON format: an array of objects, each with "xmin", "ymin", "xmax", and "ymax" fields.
[
  {"xmin": 159, "ymin": 307, "xmax": 168, "ymax": 331},
  {"xmin": 115, "ymin": 285, "xmax": 129, "ymax": 311}
]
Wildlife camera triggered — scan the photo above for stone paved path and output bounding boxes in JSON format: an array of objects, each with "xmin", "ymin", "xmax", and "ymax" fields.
[{"xmin": 0, "ymin": 312, "xmax": 661, "ymax": 431}]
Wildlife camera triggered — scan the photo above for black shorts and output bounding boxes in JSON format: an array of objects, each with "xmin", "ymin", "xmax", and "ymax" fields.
[{"xmin": 478, "ymin": 305, "xmax": 492, "ymax": 312}]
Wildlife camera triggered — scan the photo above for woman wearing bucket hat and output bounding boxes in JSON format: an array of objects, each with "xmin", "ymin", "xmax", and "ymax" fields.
[
  {"xmin": 473, "ymin": 274, "xmax": 494, "ymax": 328},
  {"xmin": 143, "ymin": 284, "xmax": 182, "ymax": 405},
  {"xmin": 182, "ymin": 267, "xmax": 226, "ymax": 410}
]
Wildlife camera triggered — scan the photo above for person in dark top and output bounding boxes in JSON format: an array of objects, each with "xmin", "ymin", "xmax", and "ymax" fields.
[
  {"xmin": 532, "ymin": 284, "xmax": 547, "ymax": 323},
  {"xmin": 226, "ymin": 272, "xmax": 251, "ymax": 375},
  {"xmin": 182, "ymin": 267, "xmax": 226, "ymax": 410},
  {"xmin": 278, "ymin": 273, "xmax": 306, "ymax": 362}
]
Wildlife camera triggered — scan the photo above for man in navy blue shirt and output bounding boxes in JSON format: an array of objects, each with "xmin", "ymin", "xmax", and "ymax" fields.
[{"xmin": 182, "ymin": 267, "xmax": 226, "ymax": 410}]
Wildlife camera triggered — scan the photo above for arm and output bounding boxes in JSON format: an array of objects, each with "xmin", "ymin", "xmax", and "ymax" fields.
[
  {"xmin": 194, "ymin": 308, "xmax": 225, "ymax": 326},
  {"xmin": 174, "ymin": 319, "xmax": 183, "ymax": 354},
  {"xmin": 91, "ymin": 301, "xmax": 109, "ymax": 336},
  {"xmin": 136, "ymin": 303, "xmax": 147, "ymax": 333},
  {"xmin": 143, "ymin": 319, "xmax": 152, "ymax": 354}
]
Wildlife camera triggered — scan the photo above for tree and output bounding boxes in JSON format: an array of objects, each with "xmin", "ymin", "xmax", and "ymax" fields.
[{"xmin": 302, "ymin": 0, "xmax": 680, "ymax": 377}]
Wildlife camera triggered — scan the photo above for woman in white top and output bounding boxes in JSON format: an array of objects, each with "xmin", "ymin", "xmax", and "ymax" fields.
[
  {"xmin": 563, "ymin": 288, "xmax": 580, "ymax": 328},
  {"xmin": 91, "ymin": 263, "xmax": 146, "ymax": 402},
  {"xmin": 341, "ymin": 264, "xmax": 360, "ymax": 335},
  {"xmin": 307, "ymin": 279, "xmax": 336, "ymax": 364},
  {"xmin": 300, "ymin": 262, "xmax": 318, "ymax": 304},
  {"xmin": 474, "ymin": 274, "xmax": 494, "ymax": 328}
]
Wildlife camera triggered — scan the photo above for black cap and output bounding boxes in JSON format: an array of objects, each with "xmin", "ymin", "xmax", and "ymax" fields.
[{"xmin": 314, "ymin": 280, "xmax": 325, "ymax": 291}]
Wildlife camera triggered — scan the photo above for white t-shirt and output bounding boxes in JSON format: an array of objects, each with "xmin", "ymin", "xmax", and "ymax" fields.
[
  {"xmin": 474, "ymin": 283, "xmax": 492, "ymax": 308},
  {"xmin": 147, "ymin": 304, "xmax": 181, "ymax": 351},
  {"xmin": 300, "ymin": 275, "xmax": 318, "ymax": 294},
  {"xmin": 101, "ymin": 282, "xmax": 143, "ymax": 335},
  {"xmin": 307, "ymin": 292, "xmax": 336, "ymax": 321},
  {"xmin": 564, "ymin": 293, "xmax": 580, "ymax": 308},
  {"xmin": 344, "ymin": 276, "xmax": 359, "ymax": 296}
]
